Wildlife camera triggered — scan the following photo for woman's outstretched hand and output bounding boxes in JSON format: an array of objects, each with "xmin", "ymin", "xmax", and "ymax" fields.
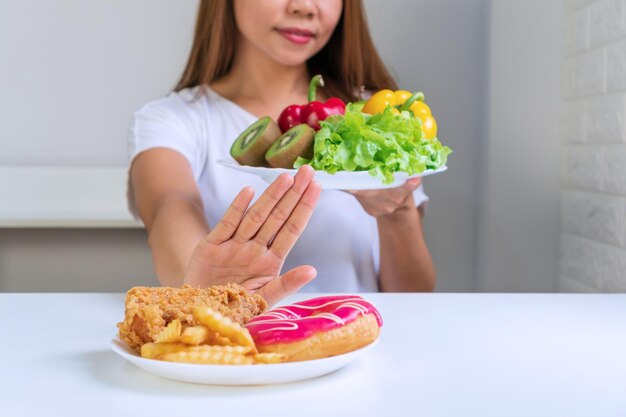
[{"xmin": 183, "ymin": 165, "xmax": 321, "ymax": 306}]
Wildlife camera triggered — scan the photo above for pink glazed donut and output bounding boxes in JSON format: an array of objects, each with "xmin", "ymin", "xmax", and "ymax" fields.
[{"xmin": 245, "ymin": 295, "xmax": 383, "ymax": 362}]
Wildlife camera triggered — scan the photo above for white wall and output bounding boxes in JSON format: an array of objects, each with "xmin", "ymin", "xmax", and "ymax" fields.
[
  {"xmin": 0, "ymin": 0, "xmax": 491, "ymax": 292},
  {"xmin": 559, "ymin": 0, "xmax": 626, "ymax": 292},
  {"xmin": 0, "ymin": 0, "xmax": 197, "ymax": 166},
  {"xmin": 0, "ymin": 228, "xmax": 155, "ymax": 291},
  {"xmin": 1, "ymin": 0, "xmax": 567, "ymax": 294},
  {"xmin": 365, "ymin": 0, "xmax": 490, "ymax": 292},
  {"xmin": 477, "ymin": 0, "xmax": 562, "ymax": 292},
  {"xmin": 0, "ymin": 0, "xmax": 198, "ymax": 291}
]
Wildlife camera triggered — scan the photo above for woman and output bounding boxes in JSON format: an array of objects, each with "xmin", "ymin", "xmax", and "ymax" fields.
[{"xmin": 128, "ymin": 0, "xmax": 436, "ymax": 306}]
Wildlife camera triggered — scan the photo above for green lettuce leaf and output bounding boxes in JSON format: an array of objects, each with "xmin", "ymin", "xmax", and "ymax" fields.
[{"xmin": 294, "ymin": 103, "xmax": 452, "ymax": 184}]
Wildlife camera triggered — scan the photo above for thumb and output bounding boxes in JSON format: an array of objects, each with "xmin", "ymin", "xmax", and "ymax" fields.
[{"xmin": 257, "ymin": 265, "xmax": 317, "ymax": 307}]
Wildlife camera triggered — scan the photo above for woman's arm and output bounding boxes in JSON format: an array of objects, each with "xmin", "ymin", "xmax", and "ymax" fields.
[
  {"xmin": 130, "ymin": 148, "xmax": 209, "ymax": 286},
  {"xmin": 376, "ymin": 202, "xmax": 436, "ymax": 292},
  {"xmin": 130, "ymin": 148, "xmax": 322, "ymax": 306},
  {"xmin": 348, "ymin": 178, "xmax": 436, "ymax": 292}
]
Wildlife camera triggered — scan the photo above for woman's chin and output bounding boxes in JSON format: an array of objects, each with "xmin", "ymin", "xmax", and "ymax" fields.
[
  {"xmin": 268, "ymin": 46, "xmax": 320, "ymax": 68},
  {"xmin": 273, "ymin": 54, "xmax": 314, "ymax": 68}
]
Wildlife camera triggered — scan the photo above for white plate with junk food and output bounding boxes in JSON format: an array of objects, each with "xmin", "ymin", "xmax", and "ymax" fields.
[
  {"xmin": 111, "ymin": 337, "xmax": 378, "ymax": 385},
  {"xmin": 217, "ymin": 159, "xmax": 447, "ymax": 191}
]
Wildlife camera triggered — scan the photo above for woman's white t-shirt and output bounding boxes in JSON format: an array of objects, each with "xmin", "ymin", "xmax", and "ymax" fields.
[{"xmin": 128, "ymin": 86, "xmax": 428, "ymax": 292}]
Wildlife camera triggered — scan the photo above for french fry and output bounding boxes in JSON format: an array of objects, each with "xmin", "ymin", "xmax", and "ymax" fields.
[
  {"xmin": 189, "ymin": 344, "xmax": 252, "ymax": 355},
  {"xmin": 180, "ymin": 325, "xmax": 210, "ymax": 345},
  {"xmin": 141, "ymin": 342, "xmax": 189, "ymax": 359},
  {"xmin": 208, "ymin": 333, "xmax": 238, "ymax": 347},
  {"xmin": 252, "ymin": 353, "xmax": 287, "ymax": 364},
  {"xmin": 142, "ymin": 342, "xmax": 252, "ymax": 359},
  {"xmin": 138, "ymin": 304, "xmax": 291, "ymax": 365},
  {"xmin": 153, "ymin": 319, "xmax": 182, "ymax": 343},
  {"xmin": 192, "ymin": 305, "xmax": 256, "ymax": 352},
  {"xmin": 161, "ymin": 349, "xmax": 254, "ymax": 365}
]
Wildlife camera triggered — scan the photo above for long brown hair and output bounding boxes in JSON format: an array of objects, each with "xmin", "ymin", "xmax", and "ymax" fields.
[{"xmin": 174, "ymin": 0, "xmax": 397, "ymax": 102}]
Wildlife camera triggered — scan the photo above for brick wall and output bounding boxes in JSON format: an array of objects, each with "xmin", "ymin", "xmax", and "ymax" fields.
[{"xmin": 561, "ymin": 0, "xmax": 626, "ymax": 291}]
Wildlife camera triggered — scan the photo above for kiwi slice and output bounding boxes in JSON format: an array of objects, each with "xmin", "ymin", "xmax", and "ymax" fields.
[
  {"xmin": 230, "ymin": 116, "xmax": 281, "ymax": 166},
  {"xmin": 265, "ymin": 124, "xmax": 315, "ymax": 169}
]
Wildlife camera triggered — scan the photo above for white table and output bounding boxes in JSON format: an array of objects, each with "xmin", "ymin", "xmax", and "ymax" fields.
[{"xmin": 1, "ymin": 293, "xmax": 625, "ymax": 416}]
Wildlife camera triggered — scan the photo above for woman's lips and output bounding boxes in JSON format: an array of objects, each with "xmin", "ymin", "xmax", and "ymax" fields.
[{"xmin": 277, "ymin": 28, "xmax": 315, "ymax": 45}]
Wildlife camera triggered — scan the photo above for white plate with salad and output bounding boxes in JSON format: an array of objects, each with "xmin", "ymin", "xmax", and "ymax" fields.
[
  {"xmin": 218, "ymin": 160, "xmax": 447, "ymax": 190},
  {"xmin": 225, "ymin": 99, "xmax": 451, "ymax": 190}
]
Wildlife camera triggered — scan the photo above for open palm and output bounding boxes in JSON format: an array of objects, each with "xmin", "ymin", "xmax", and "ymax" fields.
[{"xmin": 184, "ymin": 165, "xmax": 321, "ymax": 306}]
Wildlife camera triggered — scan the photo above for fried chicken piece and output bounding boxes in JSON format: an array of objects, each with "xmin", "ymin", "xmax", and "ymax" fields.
[{"xmin": 117, "ymin": 283, "xmax": 267, "ymax": 352}]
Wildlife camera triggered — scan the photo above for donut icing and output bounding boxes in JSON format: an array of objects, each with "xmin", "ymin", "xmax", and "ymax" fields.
[{"xmin": 245, "ymin": 295, "xmax": 383, "ymax": 345}]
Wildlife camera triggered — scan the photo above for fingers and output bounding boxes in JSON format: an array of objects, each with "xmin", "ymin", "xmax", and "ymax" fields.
[
  {"xmin": 205, "ymin": 187, "xmax": 255, "ymax": 245},
  {"xmin": 205, "ymin": 166, "xmax": 317, "ymax": 248},
  {"xmin": 232, "ymin": 173, "xmax": 294, "ymax": 242},
  {"xmin": 257, "ymin": 265, "xmax": 317, "ymax": 307},
  {"xmin": 253, "ymin": 165, "xmax": 316, "ymax": 246},
  {"xmin": 348, "ymin": 177, "xmax": 421, "ymax": 197},
  {"xmin": 403, "ymin": 177, "xmax": 422, "ymax": 191},
  {"xmin": 344, "ymin": 177, "xmax": 422, "ymax": 218},
  {"xmin": 269, "ymin": 179, "xmax": 321, "ymax": 258}
]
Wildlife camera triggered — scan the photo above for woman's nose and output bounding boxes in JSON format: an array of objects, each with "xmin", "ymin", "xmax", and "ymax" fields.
[{"xmin": 287, "ymin": 0, "xmax": 317, "ymax": 18}]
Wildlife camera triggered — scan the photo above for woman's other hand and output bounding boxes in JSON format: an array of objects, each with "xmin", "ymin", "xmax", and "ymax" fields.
[
  {"xmin": 347, "ymin": 177, "xmax": 422, "ymax": 218},
  {"xmin": 184, "ymin": 165, "xmax": 321, "ymax": 306}
]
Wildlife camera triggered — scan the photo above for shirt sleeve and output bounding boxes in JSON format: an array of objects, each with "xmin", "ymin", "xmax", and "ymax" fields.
[
  {"xmin": 126, "ymin": 95, "xmax": 205, "ymax": 219},
  {"xmin": 127, "ymin": 96, "xmax": 204, "ymax": 181},
  {"xmin": 413, "ymin": 183, "xmax": 430, "ymax": 211}
]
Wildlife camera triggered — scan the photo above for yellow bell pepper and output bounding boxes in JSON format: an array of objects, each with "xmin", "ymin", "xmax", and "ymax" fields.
[
  {"xmin": 361, "ymin": 89, "xmax": 410, "ymax": 114},
  {"xmin": 362, "ymin": 89, "xmax": 438, "ymax": 140}
]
